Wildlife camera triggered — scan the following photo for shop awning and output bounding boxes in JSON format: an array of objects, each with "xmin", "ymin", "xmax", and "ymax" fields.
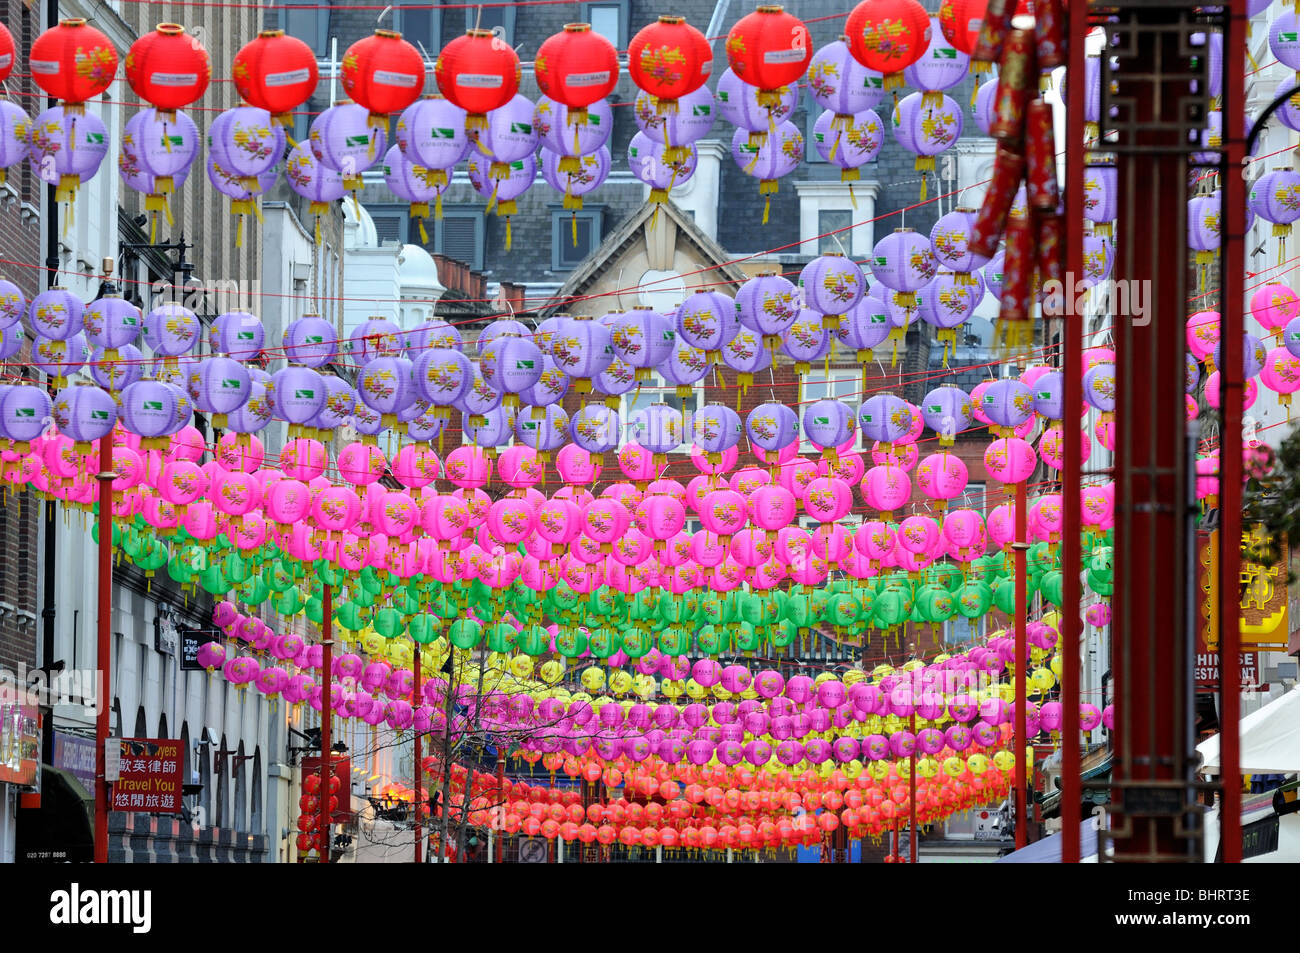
[
  {"xmin": 996, "ymin": 816, "xmax": 1101, "ymax": 863},
  {"xmin": 1199, "ymin": 685, "xmax": 1300, "ymax": 775}
]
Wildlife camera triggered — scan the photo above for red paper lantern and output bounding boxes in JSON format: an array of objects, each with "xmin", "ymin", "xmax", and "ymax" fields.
[
  {"xmin": 535, "ymin": 23, "xmax": 618, "ymax": 125},
  {"xmin": 628, "ymin": 15, "xmax": 713, "ymax": 111},
  {"xmin": 232, "ymin": 30, "xmax": 319, "ymax": 125},
  {"xmin": 341, "ymin": 29, "xmax": 426, "ymax": 125},
  {"xmin": 125, "ymin": 24, "xmax": 210, "ymax": 117},
  {"xmin": 845, "ymin": 0, "xmax": 932, "ymax": 89},
  {"xmin": 434, "ymin": 29, "xmax": 521, "ymax": 130},
  {"xmin": 0, "ymin": 22, "xmax": 15, "ymax": 84},
  {"xmin": 29, "ymin": 19, "xmax": 118, "ymax": 108},
  {"xmin": 725, "ymin": 5, "xmax": 812, "ymax": 107},
  {"xmin": 938, "ymin": 0, "xmax": 987, "ymax": 55}
]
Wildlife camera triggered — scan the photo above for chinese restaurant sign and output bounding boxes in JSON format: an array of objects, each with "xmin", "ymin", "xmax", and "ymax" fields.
[{"xmin": 1198, "ymin": 529, "xmax": 1290, "ymax": 652}]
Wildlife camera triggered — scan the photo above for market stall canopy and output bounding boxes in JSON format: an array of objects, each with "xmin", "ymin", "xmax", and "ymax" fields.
[{"xmin": 1198, "ymin": 686, "xmax": 1300, "ymax": 775}]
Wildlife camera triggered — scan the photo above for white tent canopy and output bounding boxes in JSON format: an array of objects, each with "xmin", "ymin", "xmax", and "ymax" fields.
[{"xmin": 1198, "ymin": 685, "xmax": 1300, "ymax": 775}]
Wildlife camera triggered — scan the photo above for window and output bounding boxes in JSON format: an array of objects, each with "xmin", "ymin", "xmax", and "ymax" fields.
[
  {"xmin": 465, "ymin": 5, "xmax": 515, "ymax": 46},
  {"xmin": 281, "ymin": 0, "xmax": 329, "ymax": 56},
  {"xmin": 961, "ymin": 480, "xmax": 986, "ymax": 514},
  {"xmin": 436, "ymin": 208, "xmax": 485, "ymax": 270},
  {"xmin": 946, "ymin": 614, "xmax": 984, "ymax": 646},
  {"xmin": 552, "ymin": 208, "xmax": 604, "ymax": 271},
  {"xmin": 620, "ymin": 371, "xmax": 703, "ymax": 450},
  {"xmin": 250, "ymin": 748, "xmax": 264, "ymax": 835},
  {"xmin": 818, "ymin": 209, "xmax": 852, "ymax": 255},
  {"xmin": 370, "ymin": 207, "xmax": 408, "ymax": 245},
  {"xmin": 799, "ymin": 366, "xmax": 863, "ymax": 454},
  {"xmin": 583, "ymin": 0, "xmax": 628, "ymax": 47},
  {"xmin": 398, "ymin": 4, "xmax": 442, "ymax": 57}
]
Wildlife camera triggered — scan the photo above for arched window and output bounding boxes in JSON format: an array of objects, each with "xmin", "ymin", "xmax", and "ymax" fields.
[
  {"xmin": 215, "ymin": 734, "xmax": 229, "ymax": 829},
  {"xmin": 250, "ymin": 748, "xmax": 264, "ymax": 835},
  {"xmin": 234, "ymin": 741, "xmax": 248, "ymax": 832},
  {"xmin": 198, "ymin": 729, "xmax": 212, "ymax": 824}
]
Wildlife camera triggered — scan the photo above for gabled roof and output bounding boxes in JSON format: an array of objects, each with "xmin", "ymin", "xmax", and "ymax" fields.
[{"xmin": 538, "ymin": 199, "xmax": 749, "ymax": 318}]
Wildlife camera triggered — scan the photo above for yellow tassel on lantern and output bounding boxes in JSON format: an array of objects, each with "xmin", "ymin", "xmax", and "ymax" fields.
[
  {"xmin": 892, "ymin": 91, "xmax": 902, "ymax": 125},
  {"xmin": 558, "ymin": 155, "xmax": 582, "ymax": 174},
  {"xmin": 919, "ymin": 174, "xmax": 928, "ymax": 203}
]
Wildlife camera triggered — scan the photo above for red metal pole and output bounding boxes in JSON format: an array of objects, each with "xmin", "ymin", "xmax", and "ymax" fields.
[
  {"xmin": 1218, "ymin": 0, "xmax": 1247, "ymax": 863},
  {"xmin": 94, "ymin": 434, "xmax": 113, "ymax": 864},
  {"xmin": 413, "ymin": 644, "xmax": 422, "ymax": 864},
  {"xmin": 1060, "ymin": 0, "xmax": 1087, "ymax": 866},
  {"xmin": 908, "ymin": 710, "xmax": 917, "ymax": 863},
  {"xmin": 319, "ymin": 584, "xmax": 332, "ymax": 863},
  {"xmin": 1014, "ymin": 479, "xmax": 1029, "ymax": 850},
  {"xmin": 496, "ymin": 760, "xmax": 505, "ymax": 864}
]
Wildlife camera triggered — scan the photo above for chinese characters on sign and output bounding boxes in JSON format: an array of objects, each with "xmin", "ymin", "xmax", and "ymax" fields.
[
  {"xmin": 111, "ymin": 738, "xmax": 182, "ymax": 813},
  {"xmin": 1198, "ymin": 529, "xmax": 1290, "ymax": 653}
]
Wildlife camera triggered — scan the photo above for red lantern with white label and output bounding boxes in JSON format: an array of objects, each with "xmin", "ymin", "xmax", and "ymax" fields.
[
  {"xmin": 125, "ymin": 24, "xmax": 211, "ymax": 119},
  {"xmin": 29, "ymin": 18, "xmax": 119, "ymax": 110},
  {"xmin": 534, "ymin": 23, "xmax": 619, "ymax": 127},
  {"xmin": 0, "ymin": 22, "xmax": 15, "ymax": 84},
  {"xmin": 938, "ymin": 0, "xmax": 987, "ymax": 56},
  {"xmin": 725, "ymin": 5, "xmax": 812, "ymax": 109},
  {"xmin": 628, "ymin": 16, "xmax": 713, "ymax": 113},
  {"xmin": 340, "ymin": 29, "xmax": 426, "ymax": 128},
  {"xmin": 845, "ymin": 0, "xmax": 932, "ymax": 90},
  {"xmin": 435, "ymin": 29, "xmax": 521, "ymax": 131},
  {"xmin": 232, "ymin": 30, "xmax": 320, "ymax": 126}
]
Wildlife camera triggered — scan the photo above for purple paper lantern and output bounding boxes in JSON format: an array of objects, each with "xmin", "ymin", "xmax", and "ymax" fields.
[
  {"xmin": 730, "ymin": 121, "xmax": 802, "ymax": 221},
  {"xmin": 632, "ymin": 84, "xmax": 715, "ymax": 158},
  {"xmin": 383, "ymin": 145, "xmax": 448, "ymax": 240},
  {"xmin": 83, "ymin": 296, "xmax": 142, "ymax": 359},
  {"xmin": 194, "ymin": 357, "xmax": 252, "ymax": 429},
  {"xmin": 549, "ymin": 317, "xmax": 614, "ymax": 394},
  {"xmin": 52, "ymin": 383, "xmax": 116, "ymax": 451},
  {"xmin": 982, "ymin": 378, "xmax": 1036, "ymax": 430},
  {"xmin": 629, "ymin": 404, "xmax": 682, "ymax": 463},
  {"xmin": 479, "ymin": 94, "xmax": 540, "ymax": 166},
  {"xmin": 355, "ymin": 357, "xmax": 415, "ymax": 426},
  {"xmin": 1250, "ymin": 168, "xmax": 1300, "ymax": 243},
  {"xmin": 29, "ymin": 106, "xmax": 109, "ymax": 209},
  {"xmin": 803, "ymin": 399, "xmax": 856, "ymax": 453},
  {"xmin": 921, "ymin": 385, "xmax": 973, "ymax": 446},
  {"xmin": 984, "ymin": 250, "xmax": 1005, "ymax": 301},
  {"xmin": 209, "ymin": 105, "xmax": 283, "ymax": 182},
  {"xmin": 919, "ymin": 271, "xmax": 984, "ymax": 361},
  {"xmin": 135, "ymin": 108, "xmax": 199, "ymax": 198},
  {"xmin": 463, "ymin": 404, "xmax": 516, "ymax": 449},
  {"xmin": 226, "ymin": 383, "xmax": 274, "ymax": 437},
  {"xmin": 0, "ymin": 279, "xmax": 26, "ymax": 330},
  {"xmin": 658, "ymin": 338, "xmax": 712, "ymax": 397},
  {"xmin": 0, "ymin": 101, "xmax": 29, "ymax": 186},
  {"xmin": 27, "ymin": 288, "xmax": 83, "ymax": 341},
  {"xmin": 283, "ymin": 314, "xmax": 338, "ymax": 368},
  {"xmin": 836, "ymin": 291, "xmax": 892, "ymax": 362},
  {"xmin": 520, "ymin": 355, "xmax": 569, "ymax": 421},
  {"xmin": 721, "ymin": 327, "xmax": 772, "ymax": 392},
  {"xmin": 514, "ymin": 404, "xmax": 569, "ymax": 458},
  {"xmin": 0, "ymin": 324, "xmax": 22, "ymax": 361},
  {"xmin": 1032, "ymin": 371, "xmax": 1064, "ymax": 421},
  {"xmin": 397, "ymin": 95, "xmax": 470, "ymax": 173},
  {"xmin": 611, "ymin": 308, "xmax": 677, "ymax": 381},
  {"xmin": 870, "ymin": 228, "xmax": 938, "ymax": 315},
  {"xmin": 930, "ymin": 207, "xmax": 988, "ymax": 278},
  {"xmin": 457, "ymin": 367, "xmax": 503, "ymax": 425},
  {"xmin": 90, "ymin": 344, "xmax": 143, "ymax": 393},
  {"xmin": 121, "ymin": 379, "xmax": 182, "ymax": 448},
  {"xmin": 859, "ymin": 394, "xmax": 912, "ymax": 445},
  {"xmin": 628, "ymin": 132, "xmax": 697, "ymax": 202},
  {"xmin": 800, "ymin": 253, "xmax": 866, "ymax": 330},
  {"xmin": 310, "ymin": 374, "xmax": 355, "ymax": 436},
  {"xmin": 536, "ymin": 96, "xmax": 614, "ymax": 158},
  {"xmin": 309, "ymin": 102, "xmax": 383, "ymax": 183},
  {"xmin": 273, "ymin": 364, "xmax": 328, "ymax": 434},
  {"xmin": 1084, "ymin": 158, "xmax": 1117, "ymax": 237},
  {"xmin": 780, "ymin": 310, "xmax": 830, "ymax": 370},
  {"xmin": 811, "ymin": 108, "xmax": 884, "ymax": 183},
  {"xmin": 466, "ymin": 152, "xmax": 536, "ymax": 247},
  {"xmin": 891, "ymin": 91, "xmax": 963, "ymax": 184},
  {"xmin": 715, "ymin": 68, "xmax": 797, "ymax": 141},
  {"xmin": 0, "ymin": 385, "xmax": 52, "ymax": 450},
  {"xmin": 285, "ymin": 142, "xmax": 345, "ymax": 242},
  {"xmin": 143, "ymin": 302, "xmax": 200, "ymax": 364},
  {"xmin": 33, "ymin": 333, "xmax": 88, "ymax": 387},
  {"xmin": 540, "ymin": 146, "xmax": 610, "ymax": 212},
  {"xmin": 746, "ymin": 402, "xmax": 799, "ymax": 454},
  {"xmin": 1269, "ymin": 13, "xmax": 1300, "ymax": 73},
  {"xmin": 207, "ymin": 159, "xmax": 278, "ymax": 244},
  {"xmin": 1188, "ymin": 190, "xmax": 1221, "ymax": 269},
  {"xmin": 903, "ymin": 16, "xmax": 969, "ymax": 98},
  {"xmin": 570, "ymin": 403, "xmax": 618, "ymax": 462},
  {"xmin": 480, "ymin": 334, "xmax": 544, "ymax": 408},
  {"xmin": 209, "ymin": 310, "xmax": 264, "ymax": 359},
  {"xmin": 414, "ymin": 347, "xmax": 475, "ymax": 413},
  {"xmin": 973, "ymin": 78, "xmax": 999, "ymax": 137},
  {"xmin": 675, "ymin": 291, "xmax": 739, "ymax": 362},
  {"xmin": 808, "ymin": 39, "xmax": 884, "ymax": 118},
  {"xmin": 736, "ymin": 272, "xmax": 800, "ymax": 347}
]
